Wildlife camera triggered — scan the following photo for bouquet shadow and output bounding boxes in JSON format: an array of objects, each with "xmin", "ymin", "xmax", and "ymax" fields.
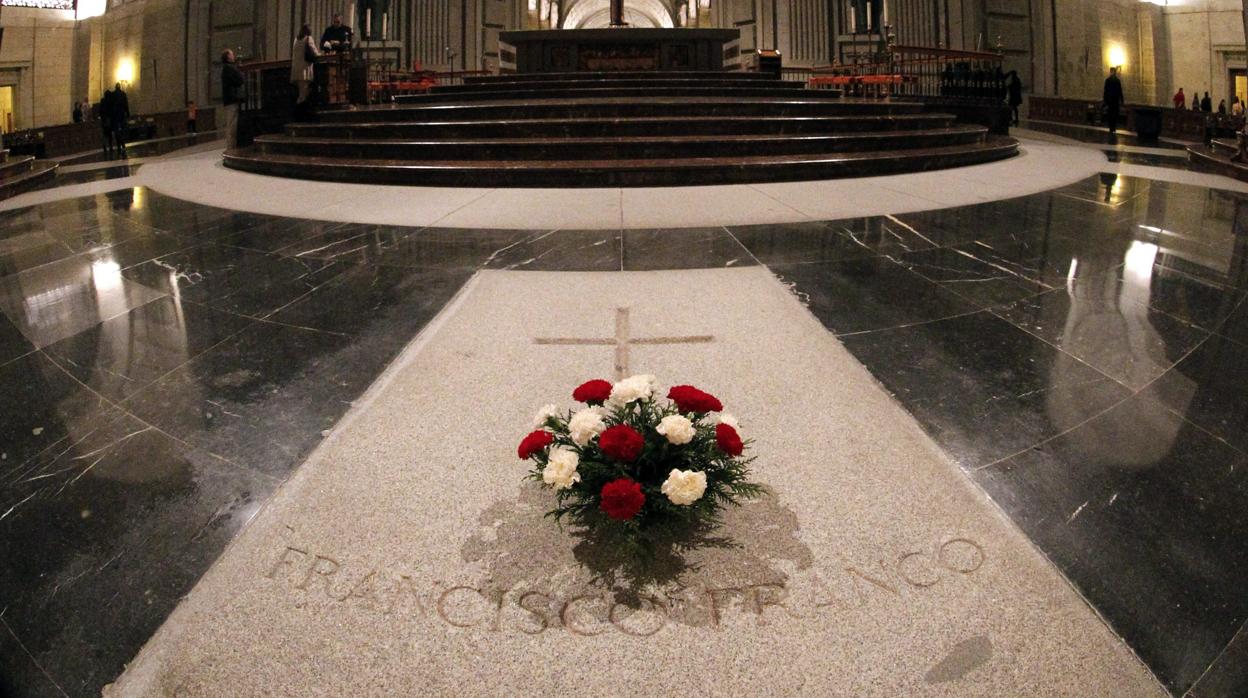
[
  {"xmin": 568, "ymin": 517, "xmax": 743, "ymax": 591},
  {"xmin": 464, "ymin": 482, "xmax": 815, "ymax": 618}
]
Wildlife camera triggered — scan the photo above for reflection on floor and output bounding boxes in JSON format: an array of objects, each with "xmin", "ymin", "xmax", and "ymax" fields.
[
  {"xmin": 0, "ymin": 175, "xmax": 1245, "ymax": 696},
  {"xmin": 1022, "ymin": 119, "xmax": 1191, "ymax": 150}
]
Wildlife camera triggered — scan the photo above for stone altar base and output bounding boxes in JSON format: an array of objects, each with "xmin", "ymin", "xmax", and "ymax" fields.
[{"xmin": 108, "ymin": 268, "xmax": 1163, "ymax": 696}]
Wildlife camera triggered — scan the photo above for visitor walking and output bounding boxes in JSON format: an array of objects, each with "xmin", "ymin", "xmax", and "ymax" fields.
[
  {"xmin": 109, "ymin": 83, "xmax": 130, "ymax": 158},
  {"xmin": 1102, "ymin": 67, "xmax": 1124, "ymax": 134},
  {"xmin": 1173, "ymin": 87, "xmax": 1185, "ymax": 110},
  {"xmin": 98, "ymin": 86, "xmax": 114, "ymax": 157},
  {"xmin": 1201, "ymin": 92, "xmax": 1212, "ymax": 112},
  {"xmin": 1233, "ymin": 96, "xmax": 1243, "ymax": 117},
  {"xmin": 187, "ymin": 101, "xmax": 198, "ymax": 134},
  {"xmin": 72, "ymin": 102, "xmax": 82, "ymax": 123},
  {"xmin": 221, "ymin": 49, "xmax": 245, "ymax": 149}
]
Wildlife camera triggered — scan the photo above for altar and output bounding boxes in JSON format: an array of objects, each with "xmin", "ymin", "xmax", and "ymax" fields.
[{"xmin": 498, "ymin": 28, "xmax": 741, "ymax": 74}]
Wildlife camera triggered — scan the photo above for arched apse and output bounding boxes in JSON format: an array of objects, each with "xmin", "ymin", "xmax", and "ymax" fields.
[{"xmin": 561, "ymin": 0, "xmax": 676, "ymax": 29}]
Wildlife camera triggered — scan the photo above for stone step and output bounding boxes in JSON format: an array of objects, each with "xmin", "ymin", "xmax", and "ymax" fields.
[
  {"xmin": 1187, "ymin": 143, "xmax": 1248, "ymax": 182},
  {"xmin": 0, "ymin": 160, "xmax": 58, "ymax": 201},
  {"xmin": 289, "ymin": 113, "xmax": 957, "ymax": 139},
  {"xmin": 465, "ymin": 70, "xmax": 776, "ymax": 83},
  {"xmin": 397, "ymin": 85, "xmax": 833, "ymax": 104},
  {"xmin": 224, "ymin": 137, "xmax": 1019, "ymax": 187},
  {"xmin": 329, "ymin": 97, "xmax": 926, "ymax": 123},
  {"xmin": 0, "ymin": 154, "xmax": 36, "ymax": 180},
  {"xmin": 428, "ymin": 78, "xmax": 808, "ymax": 93},
  {"xmin": 254, "ymin": 126, "xmax": 987, "ymax": 161}
]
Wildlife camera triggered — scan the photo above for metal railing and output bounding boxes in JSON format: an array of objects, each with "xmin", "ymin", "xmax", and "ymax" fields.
[{"xmin": 804, "ymin": 45, "xmax": 1005, "ymax": 101}]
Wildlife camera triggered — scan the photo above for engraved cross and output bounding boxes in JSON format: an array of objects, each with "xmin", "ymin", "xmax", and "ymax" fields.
[{"xmin": 535, "ymin": 307, "xmax": 713, "ymax": 380}]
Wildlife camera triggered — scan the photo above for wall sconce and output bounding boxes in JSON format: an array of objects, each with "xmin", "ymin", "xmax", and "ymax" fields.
[
  {"xmin": 1107, "ymin": 45, "xmax": 1126, "ymax": 70},
  {"xmin": 116, "ymin": 57, "xmax": 136, "ymax": 85}
]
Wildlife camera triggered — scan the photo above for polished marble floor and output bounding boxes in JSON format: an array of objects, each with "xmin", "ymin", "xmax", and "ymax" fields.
[{"xmin": 0, "ymin": 171, "xmax": 1245, "ymax": 696}]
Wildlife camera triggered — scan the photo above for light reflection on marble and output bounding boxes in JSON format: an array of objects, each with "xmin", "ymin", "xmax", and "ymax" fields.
[{"xmin": 0, "ymin": 248, "xmax": 167, "ymax": 349}]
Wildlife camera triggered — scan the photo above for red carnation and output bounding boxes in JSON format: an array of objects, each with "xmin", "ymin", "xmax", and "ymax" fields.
[
  {"xmin": 667, "ymin": 385, "xmax": 723, "ymax": 413},
  {"xmin": 517, "ymin": 430, "xmax": 554, "ymax": 459},
  {"xmin": 715, "ymin": 423, "xmax": 744, "ymax": 457},
  {"xmin": 598, "ymin": 424, "xmax": 645, "ymax": 462},
  {"xmin": 599, "ymin": 479, "xmax": 645, "ymax": 521},
  {"xmin": 573, "ymin": 379, "xmax": 613, "ymax": 405}
]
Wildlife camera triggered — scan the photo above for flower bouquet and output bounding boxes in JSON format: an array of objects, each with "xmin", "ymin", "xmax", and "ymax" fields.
[{"xmin": 518, "ymin": 374, "xmax": 762, "ymax": 555}]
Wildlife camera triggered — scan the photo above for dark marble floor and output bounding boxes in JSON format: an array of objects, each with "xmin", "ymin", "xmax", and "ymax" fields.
[
  {"xmin": 23, "ymin": 165, "xmax": 140, "ymax": 195},
  {"xmin": 1022, "ymin": 119, "xmax": 1192, "ymax": 150},
  {"xmin": 0, "ymin": 174, "xmax": 1245, "ymax": 696}
]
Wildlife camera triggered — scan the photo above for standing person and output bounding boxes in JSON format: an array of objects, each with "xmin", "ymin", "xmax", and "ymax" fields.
[
  {"xmin": 320, "ymin": 14, "xmax": 352, "ymax": 51},
  {"xmin": 1201, "ymin": 92, "xmax": 1212, "ymax": 112},
  {"xmin": 1219, "ymin": 99, "xmax": 1228, "ymax": 115},
  {"xmin": 99, "ymin": 86, "xmax": 115, "ymax": 157},
  {"xmin": 1102, "ymin": 67, "xmax": 1124, "ymax": 134},
  {"xmin": 1173, "ymin": 87, "xmax": 1185, "ymax": 110},
  {"xmin": 72, "ymin": 102, "xmax": 83, "ymax": 123},
  {"xmin": 1006, "ymin": 70, "xmax": 1023, "ymax": 126},
  {"xmin": 291, "ymin": 24, "xmax": 319, "ymax": 115},
  {"xmin": 186, "ymin": 101, "xmax": 198, "ymax": 134},
  {"xmin": 109, "ymin": 82, "xmax": 131, "ymax": 158},
  {"xmin": 221, "ymin": 49, "xmax": 246, "ymax": 149},
  {"xmin": 1233, "ymin": 96, "xmax": 1244, "ymax": 117}
]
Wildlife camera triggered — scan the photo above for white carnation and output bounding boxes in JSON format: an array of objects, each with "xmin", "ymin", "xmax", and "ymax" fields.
[
  {"xmin": 533, "ymin": 403, "xmax": 560, "ymax": 428},
  {"xmin": 661, "ymin": 469, "xmax": 708, "ymax": 506},
  {"xmin": 609, "ymin": 374, "xmax": 657, "ymax": 406},
  {"xmin": 567, "ymin": 407, "xmax": 606, "ymax": 446},
  {"xmin": 543, "ymin": 448, "xmax": 581, "ymax": 490},
  {"xmin": 715, "ymin": 412, "xmax": 740, "ymax": 431},
  {"xmin": 655, "ymin": 414, "xmax": 696, "ymax": 445}
]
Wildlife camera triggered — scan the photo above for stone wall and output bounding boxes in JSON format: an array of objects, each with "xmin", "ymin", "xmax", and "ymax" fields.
[
  {"xmin": 0, "ymin": 8, "xmax": 78, "ymax": 130},
  {"xmin": 1164, "ymin": 0, "xmax": 1245, "ymax": 107}
]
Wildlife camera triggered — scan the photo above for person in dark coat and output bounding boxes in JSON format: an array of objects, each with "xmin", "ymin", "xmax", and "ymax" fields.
[
  {"xmin": 1201, "ymin": 92, "xmax": 1212, "ymax": 112},
  {"xmin": 1006, "ymin": 71, "xmax": 1023, "ymax": 126},
  {"xmin": 99, "ymin": 87, "xmax": 114, "ymax": 157},
  {"xmin": 109, "ymin": 83, "xmax": 131, "ymax": 158},
  {"xmin": 72, "ymin": 102, "xmax": 82, "ymax": 123},
  {"xmin": 221, "ymin": 49, "xmax": 246, "ymax": 149},
  {"xmin": 1102, "ymin": 67, "xmax": 1124, "ymax": 134}
]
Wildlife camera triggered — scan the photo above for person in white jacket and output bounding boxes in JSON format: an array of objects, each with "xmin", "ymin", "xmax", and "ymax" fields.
[{"xmin": 292, "ymin": 24, "xmax": 319, "ymax": 107}]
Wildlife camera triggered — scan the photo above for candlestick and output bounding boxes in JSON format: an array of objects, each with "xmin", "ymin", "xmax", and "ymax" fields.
[
  {"xmin": 866, "ymin": 1, "xmax": 873, "ymax": 32},
  {"xmin": 882, "ymin": 0, "xmax": 888, "ymax": 25},
  {"xmin": 849, "ymin": 3, "xmax": 856, "ymax": 33},
  {"xmin": 382, "ymin": 12, "xmax": 388, "ymax": 40},
  {"xmin": 366, "ymin": 8, "xmax": 372, "ymax": 39}
]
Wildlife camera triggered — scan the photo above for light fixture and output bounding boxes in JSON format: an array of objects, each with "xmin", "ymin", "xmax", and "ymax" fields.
[
  {"xmin": 116, "ymin": 58, "xmax": 136, "ymax": 85},
  {"xmin": 1107, "ymin": 44, "xmax": 1126, "ymax": 69}
]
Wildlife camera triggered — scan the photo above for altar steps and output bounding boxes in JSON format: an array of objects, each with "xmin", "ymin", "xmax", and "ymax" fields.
[
  {"xmin": 330, "ymin": 96, "xmax": 907, "ymax": 122},
  {"xmin": 422, "ymin": 78, "xmax": 809, "ymax": 93},
  {"xmin": 289, "ymin": 114, "xmax": 955, "ymax": 140},
  {"xmin": 226, "ymin": 71, "xmax": 1018, "ymax": 186},
  {"xmin": 463, "ymin": 71, "xmax": 779, "ymax": 83},
  {"xmin": 396, "ymin": 85, "xmax": 827, "ymax": 102},
  {"xmin": 253, "ymin": 126, "xmax": 987, "ymax": 161},
  {"xmin": 224, "ymin": 137, "xmax": 1019, "ymax": 187}
]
